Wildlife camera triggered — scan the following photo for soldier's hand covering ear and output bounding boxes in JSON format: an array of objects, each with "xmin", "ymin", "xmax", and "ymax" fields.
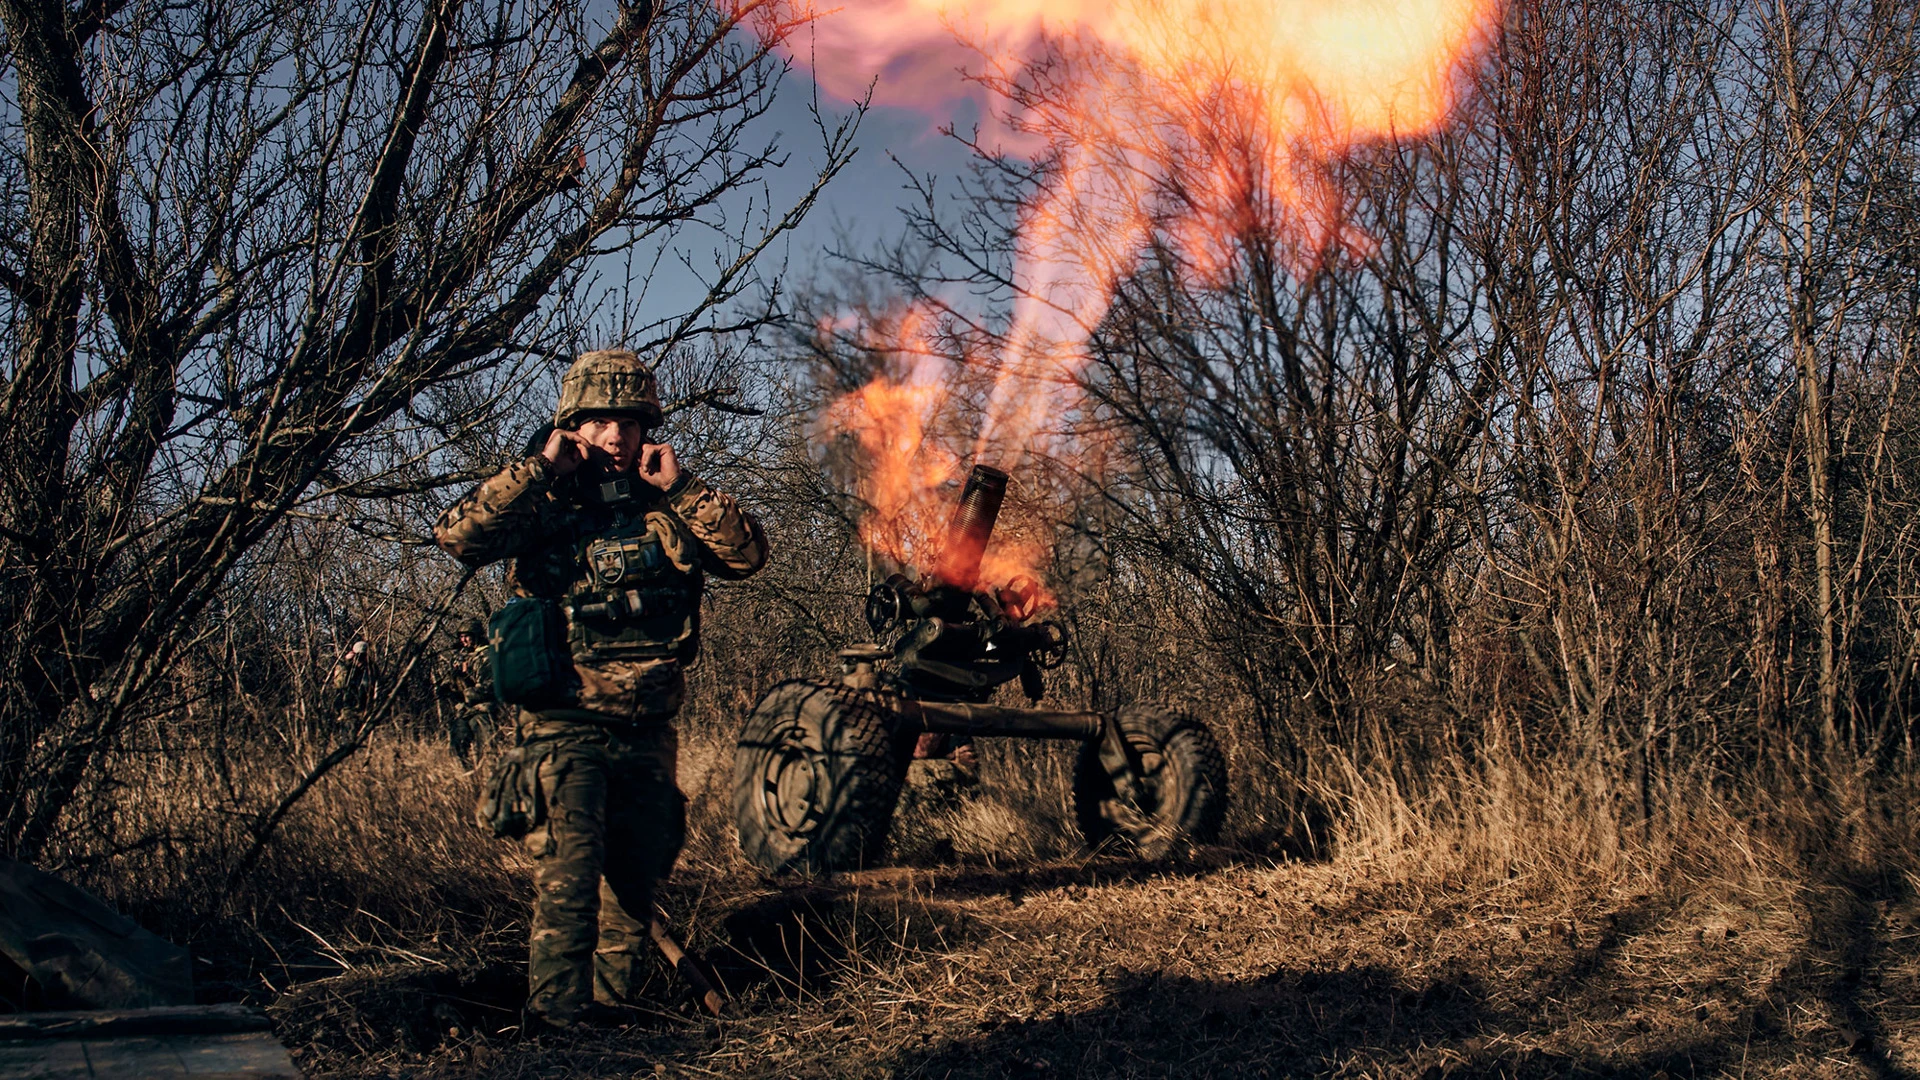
[
  {"xmin": 542, "ymin": 429, "xmax": 595, "ymax": 476},
  {"xmin": 637, "ymin": 443, "xmax": 681, "ymax": 491}
]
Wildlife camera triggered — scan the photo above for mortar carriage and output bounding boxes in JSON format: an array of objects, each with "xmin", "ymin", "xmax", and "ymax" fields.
[{"xmin": 733, "ymin": 465, "xmax": 1229, "ymax": 874}]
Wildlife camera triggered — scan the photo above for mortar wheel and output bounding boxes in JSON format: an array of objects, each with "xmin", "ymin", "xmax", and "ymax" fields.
[
  {"xmin": 1072, "ymin": 706, "xmax": 1228, "ymax": 858},
  {"xmin": 734, "ymin": 680, "xmax": 908, "ymax": 875}
]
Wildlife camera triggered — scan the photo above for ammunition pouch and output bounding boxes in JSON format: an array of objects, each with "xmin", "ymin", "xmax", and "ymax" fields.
[
  {"xmin": 566, "ymin": 582, "xmax": 700, "ymax": 622},
  {"xmin": 488, "ymin": 598, "xmax": 576, "ymax": 708},
  {"xmin": 568, "ymin": 528, "xmax": 701, "ymax": 661},
  {"xmin": 475, "ymin": 743, "xmax": 554, "ymax": 839}
]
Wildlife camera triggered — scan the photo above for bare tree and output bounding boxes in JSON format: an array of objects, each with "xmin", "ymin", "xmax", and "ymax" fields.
[
  {"xmin": 1755, "ymin": 0, "xmax": 1920, "ymax": 755},
  {"xmin": 0, "ymin": 0, "xmax": 853, "ymax": 860}
]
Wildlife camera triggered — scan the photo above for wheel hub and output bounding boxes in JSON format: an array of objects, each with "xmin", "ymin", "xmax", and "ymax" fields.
[{"xmin": 761, "ymin": 727, "xmax": 825, "ymax": 836}]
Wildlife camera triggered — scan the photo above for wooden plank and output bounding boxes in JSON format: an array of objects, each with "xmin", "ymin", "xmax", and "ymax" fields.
[
  {"xmin": 0, "ymin": 1004, "xmax": 271, "ymax": 1040},
  {"xmin": 0, "ymin": 1031, "xmax": 302, "ymax": 1079},
  {"xmin": 173, "ymin": 1032, "xmax": 303, "ymax": 1078},
  {"xmin": 0, "ymin": 1036, "xmax": 91, "ymax": 1078}
]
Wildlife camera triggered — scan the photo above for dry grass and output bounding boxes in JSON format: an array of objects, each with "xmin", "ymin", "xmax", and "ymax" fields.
[
  {"xmin": 300, "ymin": 837, "xmax": 1919, "ymax": 1078},
  {"xmin": 38, "ymin": 703, "xmax": 1920, "ymax": 1079},
  {"xmin": 60, "ymin": 728, "xmax": 531, "ymax": 1007}
]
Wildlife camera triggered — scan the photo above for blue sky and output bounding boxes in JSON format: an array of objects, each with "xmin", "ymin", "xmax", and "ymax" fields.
[{"xmin": 634, "ymin": 58, "xmax": 989, "ymax": 333}]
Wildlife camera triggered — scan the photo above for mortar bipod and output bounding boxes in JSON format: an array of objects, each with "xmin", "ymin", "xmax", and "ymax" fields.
[{"xmin": 876, "ymin": 693, "xmax": 1160, "ymax": 840}]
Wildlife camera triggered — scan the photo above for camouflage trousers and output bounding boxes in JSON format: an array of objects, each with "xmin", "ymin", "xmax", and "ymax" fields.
[
  {"xmin": 446, "ymin": 703, "xmax": 492, "ymax": 764},
  {"xmin": 519, "ymin": 717, "xmax": 685, "ymax": 1024}
]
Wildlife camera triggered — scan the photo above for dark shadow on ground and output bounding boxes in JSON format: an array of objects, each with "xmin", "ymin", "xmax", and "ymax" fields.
[
  {"xmin": 880, "ymin": 960, "xmax": 1758, "ymax": 1080},
  {"xmin": 707, "ymin": 886, "xmax": 849, "ymax": 998},
  {"xmin": 268, "ymin": 954, "xmax": 526, "ymax": 1058},
  {"xmin": 872, "ymin": 883, "xmax": 1865, "ymax": 1080},
  {"xmin": 1785, "ymin": 854, "xmax": 1920, "ymax": 1080},
  {"xmin": 837, "ymin": 849, "xmax": 1277, "ymax": 903},
  {"xmin": 697, "ymin": 856, "xmax": 1283, "ymax": 1001},
  {"xmin": 702, "ymin": 855, "xmax": 1287, "ymax": 1000}
]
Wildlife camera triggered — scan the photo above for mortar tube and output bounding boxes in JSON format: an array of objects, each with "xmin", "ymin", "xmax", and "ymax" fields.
[{"xmin": 931, "ymin": 464, "xmax": 1008, "ymax": 591}]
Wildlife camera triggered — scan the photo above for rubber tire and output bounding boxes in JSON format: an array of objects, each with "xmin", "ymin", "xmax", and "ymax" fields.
[
  {"xmin": 734, "ymin": 679, "xmax": 908, "ymax": 875},
  {"xmin": 1072, "ymin": 706, "xmax": 1228, "ymax": 858}
]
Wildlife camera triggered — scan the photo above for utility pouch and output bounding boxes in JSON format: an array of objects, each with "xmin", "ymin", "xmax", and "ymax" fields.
[
  {"xmin": 475, "ymin": 744, "xmax": 548, "ymax": 839},
  {"xmin": 488, "ymin": 598, "xmax": 574, "ymax": 708}
]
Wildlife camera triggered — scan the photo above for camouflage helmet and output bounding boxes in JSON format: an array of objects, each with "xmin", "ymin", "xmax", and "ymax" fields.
[
  {"xmin": 554, "ymin": 349, "xmax": 662, "ymax": 429},
  {"xmin": 454, "ymin": 617, "xmax": 485, "ymax": 640}
]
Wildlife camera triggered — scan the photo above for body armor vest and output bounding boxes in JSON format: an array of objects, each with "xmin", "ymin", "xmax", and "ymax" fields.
[{"xmin": 563, "ymin": 503, "xmax": 702, "ymax": 662}]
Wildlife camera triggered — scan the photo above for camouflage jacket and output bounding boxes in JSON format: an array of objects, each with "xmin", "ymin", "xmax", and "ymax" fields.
[
  {"xmin": 436, "ymin": 643, "xmax": 493, "ymax": 705},
  {"xmin": 324, "ymin": 659, "xmax": 380, "ymax": 713},
  {"xmin": 432, "ymin": 456, "xmax": 766, "ymax": 720}
]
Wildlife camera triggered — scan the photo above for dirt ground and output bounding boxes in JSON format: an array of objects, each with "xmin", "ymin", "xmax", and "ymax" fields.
[{"xmin": 272, "ymin": 841, "xmax": 1920, "ymax": 1080}]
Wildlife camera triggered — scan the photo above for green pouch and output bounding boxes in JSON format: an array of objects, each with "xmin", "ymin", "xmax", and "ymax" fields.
[
  {"xmin": 488, "ymin": 597, "xmax": 575, "ymax": 708},
  {"xmin": 475, "ymin": 744, "xmax": 550, "ymax": 838}
]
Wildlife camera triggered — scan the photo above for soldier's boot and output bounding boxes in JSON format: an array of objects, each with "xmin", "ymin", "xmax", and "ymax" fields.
[
  {"xmin": 521, "ymin": 1000, "xmax": 641, "ymax": 1038},
  {"xmin": 593, "ymin": 876, "xmax": 652, "ymax": 1006}
]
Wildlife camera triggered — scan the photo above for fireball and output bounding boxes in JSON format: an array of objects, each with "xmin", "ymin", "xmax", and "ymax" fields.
[{"xmin": 792, "ymin": 0, "xmax": 1501, "ymax": 588}]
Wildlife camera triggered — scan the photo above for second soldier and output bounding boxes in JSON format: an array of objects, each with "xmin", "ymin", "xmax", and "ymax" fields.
[{"xmin": 436, "ymin": 617, "xmax": 494, "ymax": 764}]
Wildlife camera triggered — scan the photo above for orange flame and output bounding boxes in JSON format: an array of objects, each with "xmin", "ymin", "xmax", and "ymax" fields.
[
  {"xmin": 816, "ymin": 314, "xmax": 1056, "ymax": 601},
  {"xmin": 795, "ymin": 0, "xmax": 1501, "ymax": 594}
]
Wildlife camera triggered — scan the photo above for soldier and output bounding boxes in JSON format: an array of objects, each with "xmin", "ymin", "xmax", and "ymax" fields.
[
  {"xmin": 324, "ymin": 640, "xmax": 381, "ymax": 726},
  {"xmin": 895, "ymin": 732, "xmax": 981, "ymax": 858},
  {"xmin": 436, "ymin": 617, "xmax": 494, "ymax": 764},
  {"xmin": 432, "ymin": 350, "xmax": 766, "ymax": 1032}
]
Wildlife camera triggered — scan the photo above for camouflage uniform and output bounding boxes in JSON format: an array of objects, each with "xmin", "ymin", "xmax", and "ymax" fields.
[
  {"xmin": 324, "ymin": 643, "xmax": 380, "ymax": 727},
  {"xmin": 431, "ymin": 353, "xmax": 766, "ymax": 1027},
  {"xmin": 437, "ymin": 622, "xmax": 495, "ymax": 763}
]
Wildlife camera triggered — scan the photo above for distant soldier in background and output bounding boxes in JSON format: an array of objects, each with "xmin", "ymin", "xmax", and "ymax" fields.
[
  {"xmin": 324, "ymin": 640, "xmax": 381, "ymax": 727},
  {"xmin": 894, "ymin": 732, "xmax": 982, "ymax": 858},
  {"xmin": 436, "ymin": 617, "xmax": 495, "ymax": 764},
  {"xmin": 432, "ymin": 349, "xmax": 766, "ymax": 1032}
]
